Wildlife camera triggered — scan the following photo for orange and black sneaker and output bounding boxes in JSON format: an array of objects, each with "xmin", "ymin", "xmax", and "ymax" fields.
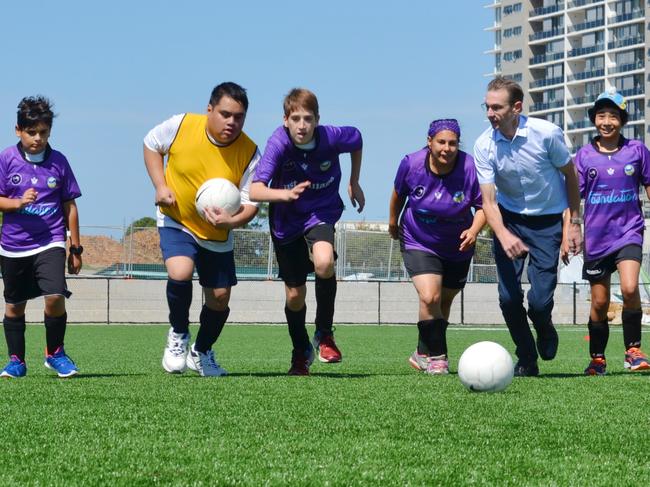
[
  {"xmin": 313, "ymin": 331, "xmax": 342, "ymax": 363},
  {"xmin": 624, "ymin": 347, "xmax": 650, "ymax": 371},
  {"xmin": 288, "ymin": 346, "xmax": 315, "ymax": 376},
  {"xmin": 584, "ymin": 357, "xmax": 607, "ymax": 376}
]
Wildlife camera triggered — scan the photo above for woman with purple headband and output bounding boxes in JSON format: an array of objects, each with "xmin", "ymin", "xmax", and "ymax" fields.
[{"xmin": 389, "ymin": 119, "xmax": 485, "ymax": 375}]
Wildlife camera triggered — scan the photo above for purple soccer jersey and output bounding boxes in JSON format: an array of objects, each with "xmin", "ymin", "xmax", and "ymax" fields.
[
  {"xmin": 0, "ymin": 144, "xmax": 82, "ymax": 252},
  {"xmin": 254, "ymin": 125, "xmax": 362, "ymax": 242},
  {"xmin": 394, "ymin": 149, "xmax": 482, "ymax": 261},
  {"xmin": 576, "ymin": 138, "xmax": 650, "ymax": 261}
]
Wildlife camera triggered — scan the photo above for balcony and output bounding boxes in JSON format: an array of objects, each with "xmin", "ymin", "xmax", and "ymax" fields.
[
  {"xmin": 608, "ymin": 36, "xmax": 644, "ymax": 50},
  {"xmin": 618, "ymin": 86, "xmax": 644, "ymax": 97},
  {"xmin": 567, "ymin": 44, "xmax": 604, "ymax": 57},
  {"xmin": 530, "ymin": 101, "xmax": 565, "ymax": 112},
  {"xmin": 530, "ymin": 52, "xmax": 565, "ymax": 65},
  {"xmin": 568, "ymin": 95, "xmax": 596, "ymax": 105},
  {"xmin": 609, "ymin": 60, "xmax": 644, "ymax": 74},
  {"xmin": 568, "ymin": 0, "xmax": 603, "ymax": 8},
  {"xmin": 530, "ymin": 3, "xmax": 564, "ymax": 17},
  {"xmin": 529, "ymin": 28, "xmax": 563, "ymax": 41},
  {"xmin": 567, "ymin": 119, "xmax": 592, "ymax": 130},
  {"xmin": 567, "ymin": 18, "xmax": 604, "ymax": 33},
  {"xmin": 530, "ymin": 76, "xmax": 564, "ymax": 89},
  {"xmin": 567, "ymin": 68, "xmax": 604, "ymax": 82},
  {"xmin": 609, "ymin": 10, "xmax": 644, "ymax": 25}
]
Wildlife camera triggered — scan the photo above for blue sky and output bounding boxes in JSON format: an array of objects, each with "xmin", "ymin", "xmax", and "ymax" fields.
[{"xmin": 0, "ymin": 1, "xmax": 493, "ymax": 231}]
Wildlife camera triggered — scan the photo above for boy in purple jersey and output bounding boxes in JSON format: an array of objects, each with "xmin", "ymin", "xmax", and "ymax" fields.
[
  {"xmin": 250, "ymin": 88, "xmax": 364, "ymax": 375},
  {"xmin": 389, "ymin": 119, "xmax": 485, "ymax": 375},
  {"xmin": 575, "ymin": 90, "xmax": 650, "ymax": 375},
  {"xmin": 0, "ymin": 97, "xmax": 83, "ymax": 378}
]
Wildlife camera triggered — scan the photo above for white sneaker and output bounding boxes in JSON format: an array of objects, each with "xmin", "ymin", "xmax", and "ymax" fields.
[
  {"xmin": 162, "ymin": 328, "xmax": 190, "ymax": 373},
  {"xmin": 186, "ymin": 343, "xmax": 228, "ymax": 377}
]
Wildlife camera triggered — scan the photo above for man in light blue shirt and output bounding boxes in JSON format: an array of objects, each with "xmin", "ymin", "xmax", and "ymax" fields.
[{"xmin": 474, "ymin": 76, "xmax": 582, "ymax": 377}]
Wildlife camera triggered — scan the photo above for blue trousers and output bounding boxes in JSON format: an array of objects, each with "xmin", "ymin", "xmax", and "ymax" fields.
[{"xmin": 493, "ymin": 207, "xmax": 563, "ymax": 364}]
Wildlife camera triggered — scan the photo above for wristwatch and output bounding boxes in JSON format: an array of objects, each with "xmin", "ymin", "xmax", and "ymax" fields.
[
  {"xmin": 69, "ymin": 245, "xmax": 84, "ymax": 255},
  {"xmin": 570, "ymin": 217, "xmax": 582, "ymax": 225}
]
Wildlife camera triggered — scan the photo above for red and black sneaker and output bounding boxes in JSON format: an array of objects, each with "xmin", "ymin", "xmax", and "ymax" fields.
[
  {"xmin": 288, "ymin": 346, "xmax": 315, "ymax": 376},
  {"xmin": 313, "ymin": 331, "xmax": 342, "ymax": 363}
]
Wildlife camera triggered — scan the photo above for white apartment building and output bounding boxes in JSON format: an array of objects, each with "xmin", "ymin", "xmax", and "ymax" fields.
[{"xmin": 485, "ymin": 0, "xmax": 648, "ymax": 153}]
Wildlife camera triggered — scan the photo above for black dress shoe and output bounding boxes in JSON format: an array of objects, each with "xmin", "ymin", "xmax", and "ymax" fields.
[
  {"xmin": 536, "ymin": 325, "xmax": 559, "ymax": 361},
  {"xmin": 514, "ymin": 361, "xmax": 539, "ymax": 377}
]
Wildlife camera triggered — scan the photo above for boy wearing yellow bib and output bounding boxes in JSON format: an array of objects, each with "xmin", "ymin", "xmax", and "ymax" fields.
[{"xmin": 144, "ymin": 82, "xmax": 260, "ymax": 377}]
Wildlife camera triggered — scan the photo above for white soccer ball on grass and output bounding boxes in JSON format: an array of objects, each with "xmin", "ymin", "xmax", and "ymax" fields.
[
  {"xmin": 457, "ymin": 341, "xmax": 514, "ymax": 393},
  {"xmin": 195, "ymin": 178, "xmax": 241, "ymax": 219}
]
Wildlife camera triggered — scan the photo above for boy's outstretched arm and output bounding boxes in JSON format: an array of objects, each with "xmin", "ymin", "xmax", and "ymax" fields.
[
  {"xmin": 348, "ymin": 149, "xmax": 364, "ymax": 212},
  {"xmin": 63, "ymin": 200, "xmax": 82, "ymax": 274},
  {"xmin": 249, "ymin": 181, "xmax": 310, "ymax": 203}
]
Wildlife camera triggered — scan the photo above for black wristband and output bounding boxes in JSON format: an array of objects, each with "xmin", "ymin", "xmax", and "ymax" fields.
[{"xmin": 69, "ymin": 245, "xmax": 84, "ymax": 255}]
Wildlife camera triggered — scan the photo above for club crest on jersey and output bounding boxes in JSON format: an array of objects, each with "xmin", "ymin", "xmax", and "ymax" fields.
[
  {"xmin": 47, "ymin": 177, "xmax": 58, "ymax": 189},
  {"xmin": 320, "ymin": 160, "xmax": 331, "ymax": 172},
  {"xmin": 413, "ymin": 186, "xmax": 425, "ymax": 199},
  {"xmin": 30, "ymin": 177, "xmax": 38, "ymax": 185},
  {"xmin": 607, "ymin": 168, "xmax": 614, "ymax": 176},
  {"xmin": 453, "ymin": 191, "xmax": 465, "ymax": 203},
  {"xmin": 624, "ymin": 164, "xmax": 635, "ymax": 176},
  {"xmin": 300, "ymin": 163, "xmax": 308, "ymax": 171},
  {"xmin": 588, "ymin": 168, "xmax": 598, "ymax": 179},
  {"xmin": 434, "ymin": 191, "xmax": 442, "ymax": 199},
  {"xmin": 283, "ymin": 160, "xmax": 296, "ymax": 170},
  {"xmin": 9, "ymin": 174, "xmax": 22, "ymax": 185}
]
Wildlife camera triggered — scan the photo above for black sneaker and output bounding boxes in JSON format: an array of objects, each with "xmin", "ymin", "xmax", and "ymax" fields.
[
  {"xmin": 536, "ymin": 325, "xmax": 559, "ymax": 361},
  {"xmin": 514, "ymin": 361, "xmax": 539, "ymax": 377}
]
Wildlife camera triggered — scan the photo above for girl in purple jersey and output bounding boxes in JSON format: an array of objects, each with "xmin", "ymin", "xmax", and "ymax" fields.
[
  {"xmin": 389, "ymin": 119, "xmax": 485, "ymax": 375},
  {"xmin": 576, "ymin": 90, "xmax": 650, "ymax": 375}
]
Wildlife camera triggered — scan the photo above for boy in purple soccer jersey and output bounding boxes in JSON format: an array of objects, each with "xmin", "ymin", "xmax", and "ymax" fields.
[
  {"xmin": 250, "ymin": 88, "xmax": 364, "ymax": 375},
  {"xmin": 0, "ymin": 97, "xmax": 82, "ymax": 378},
  {"xmin": 389, "ymin": 119, "xmax": 485, "ymax": 375},
  {"xmin": 575, "ymin": 90, "xmax": 650, "ymax": 375}
]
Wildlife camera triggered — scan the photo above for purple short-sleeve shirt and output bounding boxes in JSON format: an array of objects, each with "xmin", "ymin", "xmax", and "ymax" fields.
[
  {"xmin": 254, "ymin": 125, "xmax": 362, "ymax": 242},
  {"xmin": 395, "ymin": 149, "xmax": 482, "ymax": 261},
  {"xmin": 0, "ymin": 144, "xmax": 82, "ymax": 252},
  {"xmin": 575, "ymin": 137, "xmax": 650, "ymax": 261}
]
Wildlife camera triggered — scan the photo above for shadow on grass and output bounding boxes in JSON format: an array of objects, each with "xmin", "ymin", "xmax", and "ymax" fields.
[{"xmin": 56, "ymin": 373, "xmax": 149, "ymax": 379}]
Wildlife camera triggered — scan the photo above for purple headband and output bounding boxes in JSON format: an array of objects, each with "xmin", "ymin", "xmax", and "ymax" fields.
[{"xmin": 428, "ymin": 118, "xmax": 461, "ymax": 138}]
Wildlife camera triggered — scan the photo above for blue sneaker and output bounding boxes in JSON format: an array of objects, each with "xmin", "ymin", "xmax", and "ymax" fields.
[
  {"xmin": 44, "ymin": 347, "xmax": 78, "ymax": 377},
  {"xmin": 0, "ymin": 355, "xmax": 27, "ymax": 378}
]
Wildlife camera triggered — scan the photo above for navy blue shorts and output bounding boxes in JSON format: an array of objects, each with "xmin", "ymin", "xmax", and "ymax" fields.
[
  {"xmin": 1, "ymin": 247, "xmax": 71, "ymax": 304},
  {"xmin": 582, "ymin": 244, "xmax": 642, "ymax": 282},
  {"xmin": 159, "ymin": 227, "xmax": 237, "ymax": 289}
]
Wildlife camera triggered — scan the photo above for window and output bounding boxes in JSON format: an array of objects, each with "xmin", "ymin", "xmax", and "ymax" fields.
[
  {"xmin": 503, "ymin": 26, "xmax": 522, "ymax": 38},
  {"xmin": 543, "ymin": 88, "xmax": 564, "ymax": 103},
  {"xmin": 545, "ymin": 63, "xmax": 563, "ymax": 78},
  {"xmin": 543, "ymin": 15, "xmax": 563, "ymax": 31},
  {"xmin": 503, "ymin": 50, "xmax": 522, "ymax": 62},
  {"xmin": 615, "ymin": 48, "xmax": 643, "ymax": 66},
  {"xmin": 545, "ymin": 111, "xmax": 564, "ymax": 127},
  {"xmin": 505, "ymin": 73, "xmax": 522, "ymax": 82},
  {"xmin": 584, "ymin": 80, "xmax": 604, "ymax": 97},
  {"xmin": 585, "ymin": 56, "xmax": 604, "ymax": 70},
  {"xmin": 615, "ymin": 0, "xmax": 642, "ymax": 16},
  {"xmin": 585, "ymin": 6, "xmax": 604, "ymax": 22},
  {"xmin": 503, "ymin": 2, "xmax": 522, "ymax": 15},
  {"xmin": 582, "ymin": 31, "xmax": 604, "ymax": 48},
  {"xmin": 546, "ymin": 40, "xmax": 564, "ymax": 54}
]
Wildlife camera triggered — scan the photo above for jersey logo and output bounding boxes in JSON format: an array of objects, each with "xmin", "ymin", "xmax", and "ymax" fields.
[
  {"xmin": 434, "ymin": 191, "xmax": 442, "ymax": 199},
  {"xmin": 453, "ymin": 191, "xmax": 465, "ymax": 203},
  {"xmin": 47, "ymin": 177, "xmax": 58, "ymax": 189},
  {"xmin": 30, "ymin": 177, "xmax": 38, "ymax": 185},
  {"xmin": 624, "ymin": 164, "xmax": 635, "ymax": 176},
  {"xmin": 413, "ymin": 186, "xmax": 425, "ymax": 199},
  {"xmin": 320, "ymin": 160, "xmax": 331, "ymax": 171},
  {"xmin": 300, "ymin": 163, "xmax": 308, "ymax": 171},
  {"xmin": 588, "ymin": 168, "xmax": 597, "ymax": 179},
  {"xmin": 607, "ymin": 168, "xmax": 614, "ymax": 176},
  {"xmin": 9, "ymin": 174, "xmax": 22, "ymax": 185}
]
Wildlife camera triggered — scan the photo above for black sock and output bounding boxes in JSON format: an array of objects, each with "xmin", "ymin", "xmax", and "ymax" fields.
[
  {"xmin": 166, "ymin": 279, "xmax": 192, "ymax": 334},
  {"xmin": 45, "ymin": 313, "xmax": 67, "ymax": 355},
  {"xmin": 285, "ymin": 305, "xmax": 309, "ymax": 351},
  {"xmin": 3, "ymin": 315, "xmax": 26, "ymax": 361},
  {"xmin": 194, "ymin": 306, "xmax": 230, "ymax": 353},
  {"xmin": 315, "ymin": 275, "xmax": 337, "ymax": 335},
  {"xmin": 587, "ymin": 319, "xmax": 609, "ymax": 358},
  {"xmin": 622, "ymin": 309, "xmax": 642, "ymax": 349},
  {"xmin": 417, "ymin": 319, "xmax": 449, "ymax": 356}
]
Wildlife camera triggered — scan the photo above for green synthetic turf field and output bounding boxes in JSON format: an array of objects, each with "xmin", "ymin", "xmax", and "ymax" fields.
[{"xmin": 1, "ymin": 324, "xmax": 649, "ymax": 486}]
